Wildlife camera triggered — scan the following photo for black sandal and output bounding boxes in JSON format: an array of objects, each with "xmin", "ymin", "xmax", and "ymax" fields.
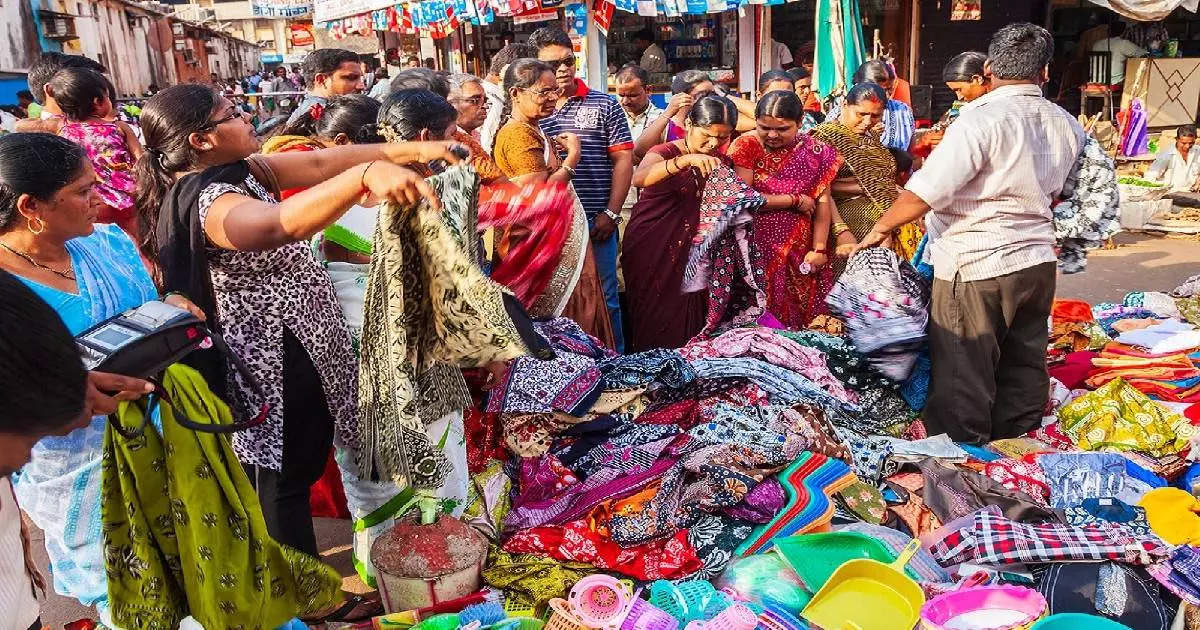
[{"xmin": 304, "ymin": 595, "xmax": 385, "ymax": 624}]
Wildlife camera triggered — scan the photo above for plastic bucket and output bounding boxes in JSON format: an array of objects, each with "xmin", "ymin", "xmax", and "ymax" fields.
[{"xmin": 1031, "ymin": 614, "xmax": 1132, "ymax": 630}]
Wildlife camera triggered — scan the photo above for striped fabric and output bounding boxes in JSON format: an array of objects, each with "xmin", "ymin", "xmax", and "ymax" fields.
[
  {"xmin": 540, "ymin": 79, "xmax": 634, "ymax": 217},
  {"xmin": 906, "ymin": 84, "xmax": 1085, "ymax": 282}
]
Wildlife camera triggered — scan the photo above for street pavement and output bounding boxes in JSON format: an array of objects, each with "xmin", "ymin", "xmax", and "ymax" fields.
[{"xmin": 28, "ymin": 231, "xmax": 1200, "ymax": 628}]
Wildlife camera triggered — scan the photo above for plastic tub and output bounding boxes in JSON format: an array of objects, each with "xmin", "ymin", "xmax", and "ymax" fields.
[
  {"xmin": 492, "ymin": 618, "xmax": 546, "ymax": 630},
  {"xmin": 775, "ymin": 531, "xmax": 920, "ymax": 593},
  {"xmin": 920, "ymin": 585, "xmax": 1047, "ymax": 630},
  {"xmin": 1031, "ymin": 613, "xmax": 1132, "ymax": 630},
  {"xmin": 703, "ymin": 604, "xmax": 759, "ymax": 630}
]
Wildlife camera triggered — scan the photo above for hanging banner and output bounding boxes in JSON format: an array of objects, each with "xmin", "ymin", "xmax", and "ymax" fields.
[
  {"xmin": 289, "ymin": 23, "xmax": 315, "ymax": 46},
  {"xmin": 565, "ymin": 0, "xmax": 588, "ymax": 37},
  {"xmin": 253, "ymin": 0, "xmax": 313, "ymax": 17},
  {"xmin": 314, "ymin": 0, "xmax": 394, "ymax": 23},
  {"xmin": 592, "ymin": 0, "xmax": 614, "ymax": 35}
]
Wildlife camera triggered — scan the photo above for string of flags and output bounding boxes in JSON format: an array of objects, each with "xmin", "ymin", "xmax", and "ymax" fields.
[{"xmin": 320, "ymin": 0, "xmax": 774, "ymax": 39}]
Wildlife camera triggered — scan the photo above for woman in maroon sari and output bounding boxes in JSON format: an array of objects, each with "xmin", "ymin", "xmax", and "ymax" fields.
[
  {"xmin": 622, "ymin": 93, "xmax": 739, "ymax": 352},
  {"xmin": 728, "ymin": 90, "xmax": 841, "ymax": 329}
]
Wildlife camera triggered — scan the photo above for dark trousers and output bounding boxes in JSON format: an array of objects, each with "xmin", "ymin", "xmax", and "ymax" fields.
[
  {"xmin": 247, "ymin": 327, "xmax": 333, "ymax": 557},
  {"xmin": 924, "ymin": 262, "xmax": 1056, "ymax": 445}
]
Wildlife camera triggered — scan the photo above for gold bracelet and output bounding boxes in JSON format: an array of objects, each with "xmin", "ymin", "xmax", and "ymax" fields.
[
  {"xmin": 832, "ymin": 223, "xmax": 851, "ymax": 237},
  {"xmin": 665, "ymin": 159, "xmax": 675, "ymax": 175}
]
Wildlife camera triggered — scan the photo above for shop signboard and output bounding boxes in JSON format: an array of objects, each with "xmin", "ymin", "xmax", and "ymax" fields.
[
  {"xmin": 592, "ymin": 0, "xmax": 614, "ymax": 35},
  {"xmin": 314, "ymin": 0, "xmax": 394, "ymax": 23},
  {"xmin": 289, "ymin": 23, "xmax": 315, "ymax": 46},
  {"xmin": 261, "ymin": 53, "xmax": 285, "ymax": 63},
  {"xmin": 253, "ymin": 0, "xmax": 313, "ymax": 18}
]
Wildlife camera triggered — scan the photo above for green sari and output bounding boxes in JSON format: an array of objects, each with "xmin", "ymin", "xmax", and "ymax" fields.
[{"xmin": 102, "ymin": 364, "xmax": 341, "ymax": 630}]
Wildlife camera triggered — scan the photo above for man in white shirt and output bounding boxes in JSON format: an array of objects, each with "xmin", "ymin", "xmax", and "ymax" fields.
[
  {"xmin": 1090, "ymin": 21, "xmax": 1147, "ymax": 86},
  {"xmin": 634, "ymin": 30, "xmax": 668, "ymax": 74},
  {"xmin": 858, "ymin": 23, "xmax": 1085, "ymax": 445},
  {"xmin": 1146, "ymin": 125, "xmax": 1200, "ymax": 207},
  {"xmin": 770, "ymin": 38, "xmax": 794, "ymax": 71}
]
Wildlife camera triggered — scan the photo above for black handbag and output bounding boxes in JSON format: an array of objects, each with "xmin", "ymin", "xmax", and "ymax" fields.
[{"xmin": 75, "ymin": 300, "xmax": 268, "ymax": 436}]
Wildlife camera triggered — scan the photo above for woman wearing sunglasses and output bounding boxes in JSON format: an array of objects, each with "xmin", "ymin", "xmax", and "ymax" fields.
[{"xmin": 133, "ymin": 84, "xmax": 461, "ymax": 624}]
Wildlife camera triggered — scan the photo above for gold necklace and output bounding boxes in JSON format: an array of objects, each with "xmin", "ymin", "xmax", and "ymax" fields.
[{"xmin": 0, "ymin": 240, "xmax": 75, "ymax": 280}]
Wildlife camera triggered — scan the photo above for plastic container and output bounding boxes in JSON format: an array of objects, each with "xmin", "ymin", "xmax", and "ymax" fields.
[
  {"xmin": 460, "ymin": 602, "xmax": 507, "ymax": 628},
  {"xmin": 801, "ymin": 539, "xmax": 925, "ymax": 630},
  {"xmin": 674, "ymin": 580, "xmax": 719, "ymax": 622},
  {"xmin": 920, "ymin": 585, "xmax": 1047, "ymax": 630},
  {"xmin": 492, "ymin": 618, "xmax": 547, "ymax": 630},
  {"xmin": 621, "ymin": 596, "xmax": 680, "ymax": 630},
  {"xmin": 697, "ymin": 590, "xmax": 732, "ymax": 621},
  {"xmin": 775, "ymin": 532, "xmax": 923, "ymax": 593},
  {"xmin": 503, "ymin": 597, "xmax": 538, "ymax": 619},
  {"xmin": 758, "ymin": 604, "xmax": 809, "ymax": 630},
  {"xmin": 415, "ymin": 613, "xmax": 460, "ymax": 630},
  {"xmin": 1031, "ymin": 614, "xmax": 1132, "ymax": 630},
  {"xmin": 569, "ymin": 574, "xmax": 633, "ymax": 629},
  {"xmin": 702, "ymin": 604, "xmax": 759, "ymax": 630},
  {"xmin": 649, "ymin": 581, "xmax": 689, "ymax": 622},
  {"xmin": 545, "ymin": 599, "xmax": 586, "ymax": 630}
]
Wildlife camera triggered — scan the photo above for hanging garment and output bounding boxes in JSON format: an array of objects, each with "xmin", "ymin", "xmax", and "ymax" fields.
[
  {"xmin": 1055, "ymin": 135, "xmax": 1121, "ymax": 274},
  {"xmin": 357, "ymin": 166, "xmax": 534, "ymax": 488},
  {"xmin": 101, "ymin": 365, "xmax": 341, "ymax": 629}
]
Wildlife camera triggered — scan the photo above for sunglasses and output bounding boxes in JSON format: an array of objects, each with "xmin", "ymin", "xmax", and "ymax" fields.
[{"xmin": 544, "ymin": 56, "xmax": 576, "ymax": 69}]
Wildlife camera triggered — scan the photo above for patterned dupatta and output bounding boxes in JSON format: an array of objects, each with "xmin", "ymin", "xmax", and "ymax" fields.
[
  {"xmin": 358, "ymin": 165, "xmax": 531, "ymax": 489},
  {"xmin": 680, "ymin": 165, "xmax": 769, "ymax": 336},
  {"xmin": 811, "ymin": 122, "xmax": 899, "ymax": 218}
]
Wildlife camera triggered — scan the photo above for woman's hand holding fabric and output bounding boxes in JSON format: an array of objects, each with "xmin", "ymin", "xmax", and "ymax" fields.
[
  {"xmin": 386, "ymin": 141, "xmax": 465, "ymax": 167},
  {"xmin": 682, "ymin": 154, "xmax": 723, "ymax": 177},
  {"xmin": 835, "ymin": 230, "xmax": 858, "ymax": 258},
  {"xmin": 803, "ymin": 251, "xmax": 828, "ymax": 269},
  {"xmin": 364, "ymin": 162, "xmax": 442, "ymax": 210}
]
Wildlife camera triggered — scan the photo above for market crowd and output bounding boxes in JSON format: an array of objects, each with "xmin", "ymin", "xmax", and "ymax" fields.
[{"xmin": 0, "ymin": 20, "xmax": 1142, "ymax": 630}]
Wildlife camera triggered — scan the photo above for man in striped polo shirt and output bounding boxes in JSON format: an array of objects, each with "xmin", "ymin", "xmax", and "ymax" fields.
[
  {"xmin": 530, "ymin": 27, "xmax": 635, "ymax": 353},
  {"xmin": 857, "ymin": 23, "xmax": 1085, "ymax": 444}
]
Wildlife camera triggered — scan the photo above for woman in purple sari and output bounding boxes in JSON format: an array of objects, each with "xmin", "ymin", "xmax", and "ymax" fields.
[
  {"xmin": 622, "ymin": 93, "xmax": 739, "ymax": 352},
  {"xmin": 728, "ymin": 91, "xmax": 841, "ymax": 329}
]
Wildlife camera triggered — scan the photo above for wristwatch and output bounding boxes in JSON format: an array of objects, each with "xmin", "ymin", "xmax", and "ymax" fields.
[{"xmin": 603, "ymin": 209, "xmax": 623, "ymax": 224}]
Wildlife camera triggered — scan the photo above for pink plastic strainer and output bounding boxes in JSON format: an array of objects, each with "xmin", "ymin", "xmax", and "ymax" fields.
[{"xmin": 569, "ymin": 574, "xmax": 633, "ymax": 630}]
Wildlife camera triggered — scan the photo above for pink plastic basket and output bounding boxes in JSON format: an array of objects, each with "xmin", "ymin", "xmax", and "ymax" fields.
[
  {"xmin": 569, "ymin": 575, "xmax": 633, "ymax": 630},
  {"xmin": 920, "ymin": 585, "xmax": 1048, "ymax": 630},
  {"xmin": 622, "ymin": 596, "xmax": 680, "ymax": 630},
  {"xmin": 702, "ymin": 605, "xmax": 759, "ymax": 630}
]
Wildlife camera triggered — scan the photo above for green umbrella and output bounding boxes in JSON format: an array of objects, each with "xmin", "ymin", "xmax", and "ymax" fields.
[{"xmin": 814, "ymin": 0, "xmax": 867, "ymax": 101}]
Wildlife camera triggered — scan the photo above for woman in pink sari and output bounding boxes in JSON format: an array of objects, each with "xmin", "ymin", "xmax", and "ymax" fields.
[{"xmin": 729, "ymin": 90, "xmax": 841, "ymax": 329}]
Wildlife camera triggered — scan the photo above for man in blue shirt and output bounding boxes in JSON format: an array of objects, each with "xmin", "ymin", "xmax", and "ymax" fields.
[
  {"xmin": 287, "ymin": 48, "xmax": 365, "ymax": 124},
  {"xmin": 530, "ymin": 27, "xmax": 634, "ymax": 352}
]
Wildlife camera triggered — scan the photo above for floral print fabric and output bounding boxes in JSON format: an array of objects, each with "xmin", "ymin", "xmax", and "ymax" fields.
[{"xmin": 1057, "ymin": 378, "xmax": 1193, "ymax": 457}]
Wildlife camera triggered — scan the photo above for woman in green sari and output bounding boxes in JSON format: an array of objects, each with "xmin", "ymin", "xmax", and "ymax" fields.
[{"xmin": 811, "ymin": 82, "xmax": 924, "ymax": 263}]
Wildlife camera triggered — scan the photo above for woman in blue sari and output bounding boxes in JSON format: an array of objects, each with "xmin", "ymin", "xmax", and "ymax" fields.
[{"xmin": 0, "ymin": 133, "xmax": 202, "ymax": 623}]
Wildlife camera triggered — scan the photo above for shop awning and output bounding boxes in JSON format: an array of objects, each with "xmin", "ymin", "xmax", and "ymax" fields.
[
  {"xmin": 814, "ymin": 0, "xmax": 865, "ymax": 100},
  {"xmin": 1087, "ymin": 0, "xmax": 1198, "ymax": 21}
]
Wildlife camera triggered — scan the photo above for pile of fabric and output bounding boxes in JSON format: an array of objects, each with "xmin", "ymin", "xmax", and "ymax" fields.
[{"xmin": 441, "ymin": 269, "xmax": 1200, "ymax": 628}]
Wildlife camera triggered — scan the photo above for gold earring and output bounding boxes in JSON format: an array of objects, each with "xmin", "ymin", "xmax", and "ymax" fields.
[{"xmin": 27, "ymin": 217, "xmax": 45, "ymax": 235}]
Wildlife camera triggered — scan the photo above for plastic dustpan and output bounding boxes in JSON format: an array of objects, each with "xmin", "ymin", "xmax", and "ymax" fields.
[
  {"xmin": 775, "ymin": 532, "xmax": 920, "ymax": 593},
  {"xmin": 801, "ymin": 539, "xmax": 925, "ymax": 630}
]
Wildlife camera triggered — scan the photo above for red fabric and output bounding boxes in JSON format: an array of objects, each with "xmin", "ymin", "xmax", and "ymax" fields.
[
  {"xmin": 637, "ymin": 399, "xmax": 701, "ymax": 428},
  {"xmin": 480, "ymin": 180, "xmax": 574, "ymax": 309},
  {"xmin": 309, "ymin": 452, "xmax": 350, "ymax": 519},
  {"xmin": 277, "ymin": 143, "xmax": 318, "ymax": 200},
  {"xmin": 502, "ymin": 519, "xmax": 703, "ymax": 580},
  {"xmin": 1052, "ymin": 299, "xmax": 1094, "ymax": 325},
  {"xmin": 1048, "ymin": 351, "xmax": 1099, "ymax": 389},
  {"xmin": 984, "ymin": 458, "xmax": 1051, "ymax": 505},
  {"xmin": 1185, "ymin": 403, "xmax": 1200, "ymax": 424}
]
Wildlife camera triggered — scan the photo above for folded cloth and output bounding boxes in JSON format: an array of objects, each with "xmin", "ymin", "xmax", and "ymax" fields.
[
  {"xmin": 1053, "ymin": 298, "xmax": 1096, "ymax": 324},
  {"xmin": 1117, "ymin": 320, "xmax": 1200, "ymax": 355},
  {"xmin": 1173, "ymin": 273, "xmax": 1200, "ymax": 299},
  {"xmin": 598, "ymin": 349, "xmax": 697, "ymax": 390},
  {"xmin": 1039, "ymin": 452, "xmax": 1135, "ymax": 509},
  {"xmin": 1049, "ymin": 351, "xmax": 1101, "ymax": 389},
  {"xmin": 481, "ymin": 547, "xmax": 595, "ymax": 610},
  {"xmin": 1147, "ymin": 545, "xmax": 1200, "ymax": 607},
  {"xmin": 1064, "ymin": 498, "xmax": 1155, "ymax": 538},
  {"xmin": 1057, "ymin": 378, "xmax": 1194, "ymax": 457}
]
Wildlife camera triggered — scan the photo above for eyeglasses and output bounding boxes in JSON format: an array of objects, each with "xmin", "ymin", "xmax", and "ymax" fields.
[
  {"xmin": 203, "ymin": 108, "xmax": 243, "ymax": 130},
  {"xmin": 522, "ymin": 87, "xmax": 561, "ymax": 100},
  {"xmin": 453, "ymin": 95, "xmax": 486, "ymax": 106},
  {"xmin": 544, "ymin": 56, "xmax": 576, "ymax": 69}
]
